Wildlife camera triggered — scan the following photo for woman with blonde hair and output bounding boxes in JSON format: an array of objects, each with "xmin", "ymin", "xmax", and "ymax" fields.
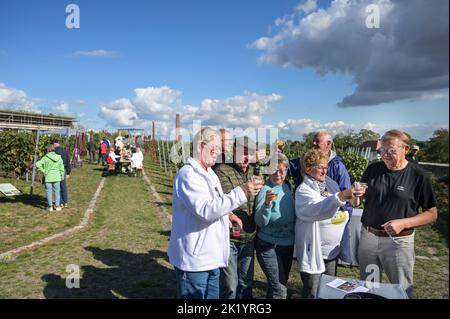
[{"xmin": 295, "ymin": 148, "xmax": 355, "ymax": 298}]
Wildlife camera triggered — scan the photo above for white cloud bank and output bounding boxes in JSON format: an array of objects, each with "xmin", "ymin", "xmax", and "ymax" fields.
[
  {"xmin": 0, "ymin": 82, "xmax": 39, "ymax": 112},
  {"xmin": 98, "ymin": 86, "xmax": 282, "ymax": 137}
]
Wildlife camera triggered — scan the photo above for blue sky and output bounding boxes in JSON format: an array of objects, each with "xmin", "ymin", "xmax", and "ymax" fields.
[{"xmin": 0, "ymin": 0, "xmax": 448, "ymax": 140}]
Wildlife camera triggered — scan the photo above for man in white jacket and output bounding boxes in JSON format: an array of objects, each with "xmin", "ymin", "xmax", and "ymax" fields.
[{"xmin": 168, "ymin": 127, "xmax": 263, "ymax": 299}]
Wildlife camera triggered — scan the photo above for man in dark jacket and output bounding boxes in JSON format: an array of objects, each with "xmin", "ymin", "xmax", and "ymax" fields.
[
  {"xmin": 52, "ymin": 139, "xmax": 71, "ymax": 208},
  {"xmin": 87, "ymin": 139, "xmax": 97, "ymax": 163},
  {"xmin": 213, "ymin": 136, "xmax": 260, "ymax": 299}
]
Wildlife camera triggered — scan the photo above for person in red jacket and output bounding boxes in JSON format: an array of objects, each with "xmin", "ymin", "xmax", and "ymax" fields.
[{"xmin": 99, "ymin": 139, "xmax": 108, "ymax": 165}]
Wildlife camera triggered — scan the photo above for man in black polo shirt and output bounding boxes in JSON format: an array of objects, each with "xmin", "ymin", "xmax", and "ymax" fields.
[{"xmin": 355, "ymin": 130, "xmax": 437, "ymax": 298}]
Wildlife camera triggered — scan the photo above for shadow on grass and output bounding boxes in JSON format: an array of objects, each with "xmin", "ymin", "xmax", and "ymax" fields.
[
  {"xmin": 0, "ymin": 194, "xmax": 48, "ymax": 209},
  {"xmin": 252, "ymin": 279, "xmax": 302, "ymax": 299},
  {"xmin": 156, "ymin": 191, "xmax": 173, "ymax": 196},
  {"xmin": 41, "ymin": 247, "xmax": 176, "ymax": 299},
  {"xmin": 155, "ymin": 201, "xmax": 173, "ymax": 207},
  {"xmin": 154, "ymin": 182, "xmax": 174, "ymax": 189},
  {"xmin": 158, "ymin": 230, "xmax": 171, "ymax": 237}
]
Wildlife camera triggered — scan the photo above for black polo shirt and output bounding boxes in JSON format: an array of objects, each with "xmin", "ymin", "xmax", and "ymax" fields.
[{"xmin": 361, "ymin": 161, "xmax": 437, "ymax": 229}]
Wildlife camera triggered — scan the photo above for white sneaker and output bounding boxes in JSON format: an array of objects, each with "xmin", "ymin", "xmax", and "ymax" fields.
[
  {"xmin": 55, "ymin": 206, "xmax": 62, "ymax": 212},
  {"xmin": 48, "ymin": 207, "xmax": 54, "ymax": 212}
]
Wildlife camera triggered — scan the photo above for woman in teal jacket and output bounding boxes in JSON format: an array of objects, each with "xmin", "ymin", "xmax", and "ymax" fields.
[
  {"xmin": 36, "ymin": 145, "xmax": 65, "ymax": 211},
  {"xmin": 254, "ymin": 153, "xmax": 296, "ymax": 299}
]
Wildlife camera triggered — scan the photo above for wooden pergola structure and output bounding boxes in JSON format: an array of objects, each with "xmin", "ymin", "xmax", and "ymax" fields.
[{"xmin": 0, "ymin": 109, "xmax": 76, "ymax": 131}]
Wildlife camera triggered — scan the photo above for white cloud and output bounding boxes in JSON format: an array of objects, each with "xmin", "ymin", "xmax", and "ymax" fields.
[
  {"xmin": 0, "ymin": 82, "xmax": 39, "ymax": 112},
  {"xmin": 276, "ymin": 118, "xmax": 349, "ymax": 140},
  {"xmin": 55, "ymin": 102, "xmax": 71, "ymax": 116},
  {"xmin": 133, "ymin": 86, "xmax": 181, "ymax": 121},
  {"xmin": 98, "ymin": 87, "xmax": 282, "ymax": 134},
  {"xmin": 98, "ymin": 98, "xmax": 137, "ymax": 127},
  {"xmin": 252, "ymin": 0, "xmax": 449, "ymax": 106},
  {"xmin": 183, "ymin": 91, "xmax": 282, "ymax": 127},
  {"xmin": 296, "ymin": 0, "xmax": 318, "ymax": 14},
  {"xmin": 73, "ymin": 49, "xmax": 117, "ymax": 58}
]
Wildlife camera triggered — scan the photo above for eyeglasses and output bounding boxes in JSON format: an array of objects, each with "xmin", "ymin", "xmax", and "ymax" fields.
[
  {"xmin": 378, "ymin": 146, "xmax": 405, "ymax": 156},
  {"xmin": 273, "ymin": 168, "xmax": 288, "ymax": 175},
  {"xmin": 314, "ymin": 165, "xmax": 328, "ymax": 171},
  {"xmin": 202, "ymin": 143, "xmax": 220, "ymax": 154}
]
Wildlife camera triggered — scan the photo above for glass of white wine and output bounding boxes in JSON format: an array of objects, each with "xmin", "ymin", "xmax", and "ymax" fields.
[{"xmin": 353, "ymin": 182, "xmax": 368, "ymax": 197}]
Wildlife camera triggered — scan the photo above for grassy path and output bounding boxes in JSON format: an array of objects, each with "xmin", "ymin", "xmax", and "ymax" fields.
[
  {"xmin": 0, "ymin": 162, "xmax": 175, "ymax": 298},
  {"xmin": 0, "ymin": 163, "xmax": 103, "ymax": 253}
]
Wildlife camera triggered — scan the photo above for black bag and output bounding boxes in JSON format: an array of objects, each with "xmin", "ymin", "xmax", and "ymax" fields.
[{"xmin": 343, "ymin": 292, "xmax": 386, "ymax": 299}]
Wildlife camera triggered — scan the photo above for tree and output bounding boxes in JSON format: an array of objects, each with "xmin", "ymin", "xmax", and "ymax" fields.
[{"xmin": 421, "ymin": 129, "xmax": 449, "ymax": 163}]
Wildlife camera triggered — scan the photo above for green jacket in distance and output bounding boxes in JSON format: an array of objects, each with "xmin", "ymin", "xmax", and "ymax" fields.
[{"xmin": 36, "ymin": 152, "xmax": 65, "ymax": 183}]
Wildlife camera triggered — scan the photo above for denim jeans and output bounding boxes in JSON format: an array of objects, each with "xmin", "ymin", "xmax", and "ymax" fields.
[
  {"xmin": 300, "ymin": 258, "xmax": 337, "ymax": 299},
  {"xmin": 45, "ymin": 182, "xmax": 60, "ymax": 207},
  {"xmin": 255, "ymin": 236, "xmax": 294, "ymax": 299},
  {"xmin": 60, "ymin": 173, "xmax": 69, "ymax": 205},
  {"xmin": 220, "ymin": 241, "xmax": 255, "ymax": 299},
  {"xmin": 175, "ymin": 267, "xmax": 220, "ymax": 299},
  {"xmin": 98, "ymin": 153, "xmax": 106, "ymax": 165}
]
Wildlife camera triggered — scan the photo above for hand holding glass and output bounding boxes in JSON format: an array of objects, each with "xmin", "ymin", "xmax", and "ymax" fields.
[
  {"xmin": 353, "ymin": 182, "xmax": 368, "ymax": 197},
  {"xmin": 265, "ymin": 190, "xmax": 278, "ymax": 205}
]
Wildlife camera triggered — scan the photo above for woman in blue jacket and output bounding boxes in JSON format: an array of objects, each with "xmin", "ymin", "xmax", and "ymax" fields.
[{"xmin": 254, "ymin": 153, "xmax": 295, "ymax": 299}]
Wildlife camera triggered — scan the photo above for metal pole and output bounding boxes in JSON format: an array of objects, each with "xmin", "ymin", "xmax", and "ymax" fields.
[
  {"xmin": 165, "ymin": 139, "xmax": 173, "ymax": 177},
  {"xmin": 30, "ymin": 126, "xmax": 41, "ymax": 195},
  {"xmin": 161, "ymin": 138, "xmax": 168, "ymax": 174},
  {"xmin": 156, "ymin": 137, "xmax": 163, "ymax": 169},
  {"xmin": 181, "ymin": 139, "xmax": 186, "ymax": 165}
]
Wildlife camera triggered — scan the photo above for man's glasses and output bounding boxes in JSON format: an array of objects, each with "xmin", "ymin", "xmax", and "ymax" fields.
[
  {"xmin": 378, "ymin": 146, "xmax": 404, "ymax": 156},
  {"xmin": 202, "ymin": 143, "xmax": 220, "ymax": 154}
]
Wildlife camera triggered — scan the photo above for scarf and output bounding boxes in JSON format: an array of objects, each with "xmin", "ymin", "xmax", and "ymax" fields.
[{"xmin": 317, "ymin": 180, "xmax": 328, "ymax": 197}]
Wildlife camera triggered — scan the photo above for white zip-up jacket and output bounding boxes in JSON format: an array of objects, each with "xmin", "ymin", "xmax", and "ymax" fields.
[
  {"xmin": 295, "ymin": 175, "xmax": 347, "ymax": 274},
  {"xmin": 168, "ymin": 157, "xmax": 248, "ymax": 272}
]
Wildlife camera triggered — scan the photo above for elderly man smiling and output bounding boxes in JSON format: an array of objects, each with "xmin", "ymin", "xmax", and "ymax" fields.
[
  {"xmin": 168, "ymin": 127, "xmax": 263, "ymax": 299},
  {"xmin": 356, "ymin": 130, "xmax": 438, "ymax": 298}
]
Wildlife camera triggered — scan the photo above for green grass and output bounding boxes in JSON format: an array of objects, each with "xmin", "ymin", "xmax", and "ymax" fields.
[
  {"xmin": 0, "ymin": 163, "xmax": 103, "ymax": 253},
  {"xmin": 0, "ymin": 158, "xmax": 447, "ymax": 298},
  {"xmin": 0, "ymin": 160, "xmax": 175, "ymax": 298}
]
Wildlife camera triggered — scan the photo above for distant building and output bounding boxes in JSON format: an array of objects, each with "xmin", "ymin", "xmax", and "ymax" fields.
[
  {"xmin": 360, "ymin": 140, "xmax": 380, "ymax": 152},
  {"xmin": 0, "ymin": 109, "xmax": 76, "ymax": 131}
]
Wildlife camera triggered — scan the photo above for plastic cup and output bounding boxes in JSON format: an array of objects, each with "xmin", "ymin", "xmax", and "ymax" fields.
[
  {"xmin": 353, "ymin": 182, "xmax": 368, "ymax": 197},
  {"xmin": 232, "ymin": 223, "xmax": 241, "ymax": 237}
]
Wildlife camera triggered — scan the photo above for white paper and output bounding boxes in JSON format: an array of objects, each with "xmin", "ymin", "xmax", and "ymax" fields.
[{"xmin": 326, "ymin": 278, "xmax": 370, "ymax": 293}]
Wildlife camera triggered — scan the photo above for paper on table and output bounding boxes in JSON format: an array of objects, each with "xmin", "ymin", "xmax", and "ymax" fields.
[{"xmin": 326, "ymin": 278, "xmax": 370, "ymax": 294}]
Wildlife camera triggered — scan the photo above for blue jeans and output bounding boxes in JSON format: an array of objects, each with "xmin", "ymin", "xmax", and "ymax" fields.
[
  {"xmin": 175, "ymin": 267, "xmax": 220, "ymax": 299},
  {"xmin": 255, "ymin": 236, "xmax": 294, "ymax": 299},
  {"xmin": 60, "ymin": 173, "xmax": 68, "ymax": 205},
  {"xmin": 300, "ymin": 258, "xmax": 338, "ymax": 298},
  {"xmin": 220, "ymin": 241, "xmax": 255, "ymax": 299},
  {"xmin": 45, "ymin": 182, "xmax": 60, "ymax": 207}
]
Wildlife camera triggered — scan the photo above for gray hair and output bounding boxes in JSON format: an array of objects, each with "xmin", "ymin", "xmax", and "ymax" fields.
[
  {"xmin": 193, "ymin": 127, "xmax": 218, "ymax": 149},
  {"xmin": 265, "ymin": 153, "xmax": 289, "ymax": 174}
]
